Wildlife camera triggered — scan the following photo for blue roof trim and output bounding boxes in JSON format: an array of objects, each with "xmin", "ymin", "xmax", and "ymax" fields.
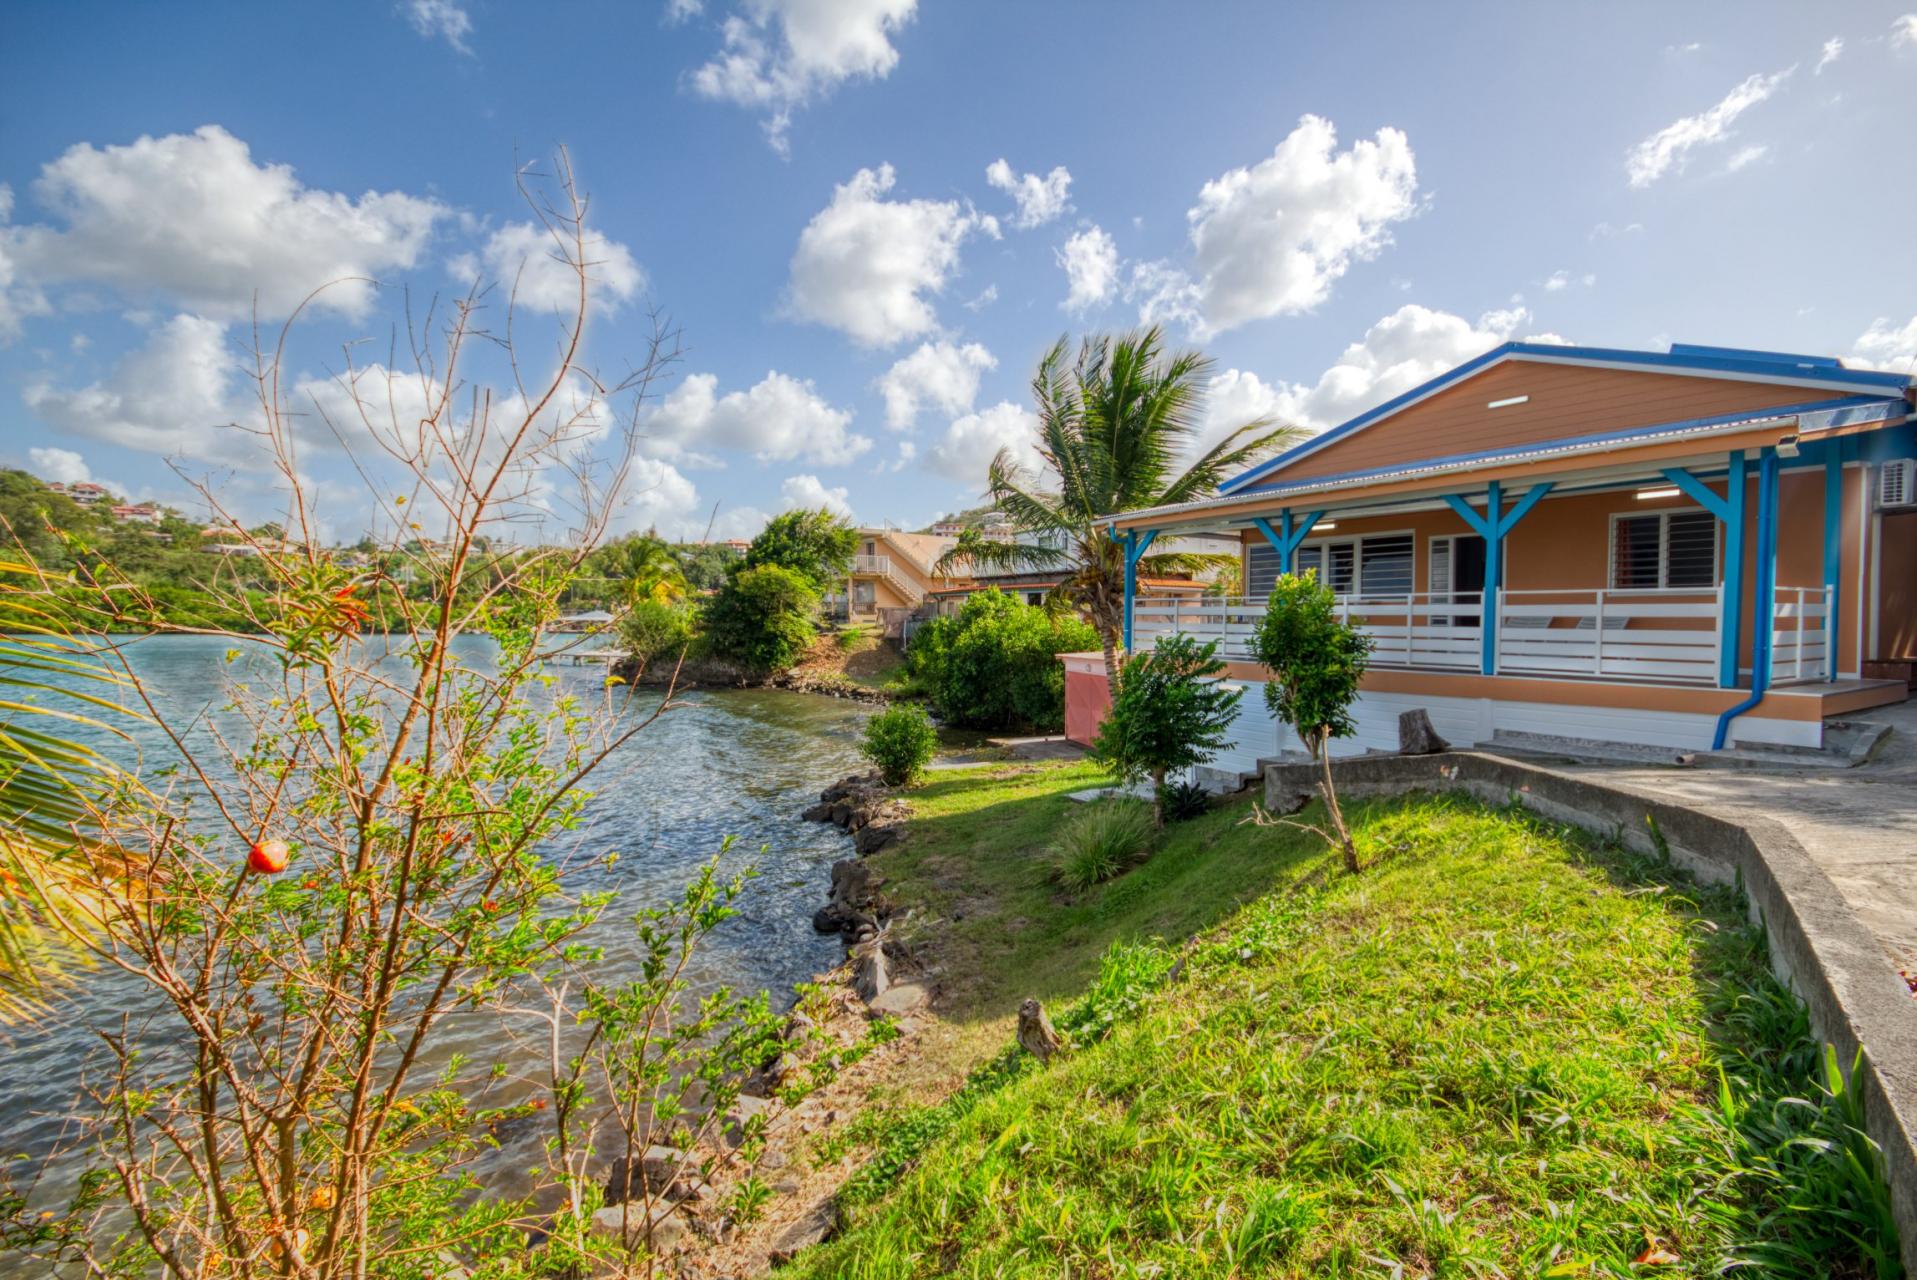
[
  {"xmin": 1229, "ymin": 394, "xmax": 1904, "ymax": 502},
  {"xmin": 1667, "ymin": 342, "xmax": 1842, "ymax": 369},
  {"xmin": 1219, "ymin": 342, "xmax": 1916, "ymax": 497}
]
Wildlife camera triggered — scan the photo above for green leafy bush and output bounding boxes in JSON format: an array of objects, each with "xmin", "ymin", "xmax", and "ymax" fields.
[
  {"xmin": 740, "ymin": 507, "xmax": 858, "ymax": 589},
  {"xmin": 859, "ymin": 704, "xmax": 939, "ymax": 787},
  {"xmin": 703, "ymin": 563, "xmax": 820, "ymax": 674},
  {"xmin": 617, "ymin": 598, "xmax": 696, "ymax": 670},
  {"xmin": 1158, "ymin": 778, "xmax": 1211, "ymax": 822},
  {"xmin": 1052, "ymin": 798, "xmax": 1154, "ymax": 891},
  {"xmin": 908, "ymin": 590, "xmax": 1097, "ymax": 731},
  {"xmin": 1092, "ymin": 633, "xmax": 1240, "ymax": 825}
]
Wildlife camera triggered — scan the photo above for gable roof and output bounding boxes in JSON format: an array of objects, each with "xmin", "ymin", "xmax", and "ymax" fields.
[{"xmin": 1221, "ymin": 341, "xmax": 1915, "ymax": 497}]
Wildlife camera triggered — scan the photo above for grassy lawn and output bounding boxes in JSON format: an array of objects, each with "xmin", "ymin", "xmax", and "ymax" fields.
[{"xmin": 791, "ymin": 764, "xmax": 1897, "ymax": 1278}]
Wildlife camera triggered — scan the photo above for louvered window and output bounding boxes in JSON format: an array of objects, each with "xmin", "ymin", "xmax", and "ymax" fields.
[{"xmin": 1611, "ymin": 511, "xmax": 1717, "ymax": 589}]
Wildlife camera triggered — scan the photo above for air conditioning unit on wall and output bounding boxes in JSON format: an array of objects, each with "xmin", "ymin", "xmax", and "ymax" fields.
[{"xmin": 1880, "ymin": 458, "xmax": 1916, "ymax": 509}]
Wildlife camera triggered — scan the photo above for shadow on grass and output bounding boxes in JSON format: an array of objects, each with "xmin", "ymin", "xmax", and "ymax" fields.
[{"xmin": 872, "ymin": 761, "xmax": 1330, "ymax": 1025}]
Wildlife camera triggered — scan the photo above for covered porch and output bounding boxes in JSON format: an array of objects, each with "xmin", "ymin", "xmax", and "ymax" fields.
[{"xmin": 1108, "ymin": 415, "xmax": 1912, "ymax": 753}]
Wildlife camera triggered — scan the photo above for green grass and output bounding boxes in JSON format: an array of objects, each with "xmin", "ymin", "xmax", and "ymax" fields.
[{"xmin": 793, "ymin": 770, "xmax": 1901, "ymax": 1278}]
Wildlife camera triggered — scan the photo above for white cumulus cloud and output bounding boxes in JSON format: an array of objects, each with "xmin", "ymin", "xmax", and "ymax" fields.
[
  {"xmin": 1625, "ymin": 67, "xmax": 1793, "ymax": 188},
  {"xmin": 1893, "ymin": 14, "xmax": 1917, "ymax": 49},
  {"xmin": 1127, "ymin": 116, "xmax": 1418, "ymax": 339},
  {"xmin": 5, "ymin": 126, "xmax": 444, "ymax": 320},
  {"xmin": 927, "ymin": 401, "xmax": 1042, "ymax": 486},
  {"xmin": 404, "ymin": 0, "xmax": 473, "ymax": 53},
  {"xmin": 786, "ymin": 164, "xmax": 991, "ymax": 347},
  {"xmin": 1848, "ymin": 315, "xmax": 1917, "ymax": 373},
  {"xmin": 1057, "ymin": 225, "xmax": 1119, "ymax": 314},
  {"xmin": 449, "ymin": 220, "xmax": 644, "ymax": 314},
  {"xmin": 1815, "ymin": 36, "xmax": 1844, "ymax": 73},
  {"xmin": 875, "ymin": 340, "xmax": 995, "ymax": 430},
  {"xmin": 780, "ymin": 473, "xmax": 855, "ymax": 519},
  {"xmin": 984, "ymin": 158, "xmax": 1073, "ymax": 229},
  {"xmin": 24, "ymin": 313, "xmax": 247, "ymax": 459},
  {"xmin": 27, "ymin": 446, "xmax": 95, "ymax": 486},
  {"xmin": 646, "ymin": 370, "xmax": 871, "ymax": 465},
  {"xmin": 689, "ymin": 0, "xmax": 917, "ymax": 153}
]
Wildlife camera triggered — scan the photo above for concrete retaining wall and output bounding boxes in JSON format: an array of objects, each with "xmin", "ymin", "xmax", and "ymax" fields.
[{"xmin": 1266, "ymin": 751, "xmax": 1917, "ymax": 1276}]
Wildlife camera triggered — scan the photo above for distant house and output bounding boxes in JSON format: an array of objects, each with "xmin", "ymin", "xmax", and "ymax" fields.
[
  {"xmin": 67, "ymin": 482, "xmax": 107, "ymax": 505},
  {"xmin": 111, "ymin": 504, "xmax": 160, "ymax": 524},
  {"xmin": 1073, "ymin": 340, "xmax": 1917, "ymax": 760},
  {"xmin": 842, "ymin": 529, "xmax": 960, "ymax": 636}
]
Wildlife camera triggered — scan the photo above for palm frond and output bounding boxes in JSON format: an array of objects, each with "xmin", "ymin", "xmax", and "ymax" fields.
[{"xmin": 0, "ymin": 560, "xmax": 140, "ymax": 1022}]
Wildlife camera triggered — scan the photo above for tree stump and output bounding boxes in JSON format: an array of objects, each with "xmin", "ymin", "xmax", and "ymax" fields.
[
  {"xmin": 1016, "ymin": 998, "xmax": 1063, "ymax": 1063},
  {"xmin": 1398, "ymin": 708, "xmax": 1449, "ymax": 755}
]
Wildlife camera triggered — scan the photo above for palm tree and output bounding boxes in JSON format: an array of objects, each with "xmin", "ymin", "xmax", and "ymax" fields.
[
  {"xmin": 592, "ymin": 532, "xmax": 690, "ymax": 607},
  {"xmin": 0, "ymin": 561, "xmax": 133, "ymax": 1021},
  {"xmin": 939, "ymin": 327, "xmax": 1305, "ymax": 698}
]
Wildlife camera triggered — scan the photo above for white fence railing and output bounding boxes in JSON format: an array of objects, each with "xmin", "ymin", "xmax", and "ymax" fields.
[
  {"xmin": 1770, "ymin": 585, "xmax": 1834, "ymax": 684},
  {"xmin": 1495, "ymin": 587, "xmax": 1721, "ymax": 683},
  {"xmin": 851, "ymin": 555, "xmax": 893, "ymax": 575},
  {"xmin": 1133, "ymin": 583, "xmax": 1835, "ymax": 687}
]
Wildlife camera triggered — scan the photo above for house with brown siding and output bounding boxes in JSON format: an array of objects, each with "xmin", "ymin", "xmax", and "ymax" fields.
[{"xmin": 1074, "ymin": 341, "xmax": 1917, "ymax": 766}]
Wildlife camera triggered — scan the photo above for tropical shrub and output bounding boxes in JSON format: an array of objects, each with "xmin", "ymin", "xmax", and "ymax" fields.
[
  {"xmin": 860, "ymin": 703, "xmax": 939, "ymax": 787},
  {"xmin": 1159, "ymin": 778, "xmax": 1212, "ymax": 823},
  {"xmin": 1091, "ymin": 633, "xmax": 1241, "ymax": 826},
  {"xmin": 1249, "ymin": 571, "xmax": 1373, "ymax": 870},
  {"xmin": 617, "ymin": 597, "xmax": 697, "ymax": 671},
  {"xmin": 741, "ymin": 508, "xmax": 858, "ymax": 590},
  {"xmin": 1052, "ymin": 798, "xmax": 1155, "ymax": 891},
  {"xmin": 908, "ymin": 590, "xmax": 1097, "ymax": 731},
  {"xmin": 704, "ymin": 563, "xmax": 821, "ymax": 674}
]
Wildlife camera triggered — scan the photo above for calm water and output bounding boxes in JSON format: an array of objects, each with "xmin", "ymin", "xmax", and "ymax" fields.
[{"xmin": 0, "ymin": 633, "xmax": 872, "ymax": 1233}]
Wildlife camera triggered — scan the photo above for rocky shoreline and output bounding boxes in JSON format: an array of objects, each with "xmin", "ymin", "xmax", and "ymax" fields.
[
  {"xmin": 800, "ymin": 771, "xmax": 927, "ymax": 1020},
  {"xmin": 610, "ymin": 654, "xmax": 896, "ymax": 705}
]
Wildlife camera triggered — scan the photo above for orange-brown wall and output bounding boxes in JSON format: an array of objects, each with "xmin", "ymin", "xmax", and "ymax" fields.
[
  {"xmin": 1279, "ymin": 361, "xmax": 1823, "ymax": 483},
  {"xmin": 1880, "ymin": 510, "xmax": 1917, "ymax": 659}
]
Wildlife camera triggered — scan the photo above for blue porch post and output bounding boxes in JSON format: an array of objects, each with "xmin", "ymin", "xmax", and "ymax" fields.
[
  {"xmin": 1443, "ymin": 479, "xmax": 1554, "ymax": 675},
  {"xmin": 1824, "ymin": 444, "xmax": 1843, "ymax": 681},
  {"xmin": 1119, "ymin": 527, "xmax": 1159, "ymax": 653},
  {"xmin": 1661, "ymin": 450, "xmax": 1746, "ymax": 688},
  {"xmin": 1249, "ymin": 509, "xmax": 1325, "ymax": 576},
  {"xmin": 1754, "ymin": 449, "xmax": 1781, "ymax": 688}
]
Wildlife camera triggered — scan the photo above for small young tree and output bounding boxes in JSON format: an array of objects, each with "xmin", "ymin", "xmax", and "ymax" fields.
[
  {"xmin": 1249, "ymin": 571, "xmax": 1373, "ymax": 871},
  {"xmin": 1091, "ymin": 633, "xmax": 1241, "ymax": 827}
]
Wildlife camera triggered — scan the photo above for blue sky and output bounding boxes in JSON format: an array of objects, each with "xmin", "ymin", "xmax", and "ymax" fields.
[{"xmin": 3, "ymin": 1, "xmax": 1915, "ymax": 542}]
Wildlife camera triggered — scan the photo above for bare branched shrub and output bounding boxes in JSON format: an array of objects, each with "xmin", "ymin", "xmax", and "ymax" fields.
[{"xmin": 0, "ymin": 152, "xmax": 803, "ymax": 1279}]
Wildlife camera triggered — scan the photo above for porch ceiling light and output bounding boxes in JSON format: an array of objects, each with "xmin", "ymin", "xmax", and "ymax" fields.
[
  {"xmin": 1315, "ymin": 520, "xmax": 1339, "ymax": 530},
  {"xmin": 1636, "ymin": 485, "xmax": 1681, "ymax": 500}
]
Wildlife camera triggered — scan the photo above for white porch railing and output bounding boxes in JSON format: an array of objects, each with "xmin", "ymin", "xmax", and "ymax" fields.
[
  {"xmin": 1133, "ymin": 592, "xmax": 1483, "ymax": 669},
  {"xmin": 1133, "ymin": 583, "xmax": 1835, "ymax": 687},
  {"xmin": 1771, "ymin": 585, "xmax": 1835, "ymax": 684},
  {"xmin": 851, "ymin": 555, "xmax": 893, "ymax": 575},
  {"xmin": 1495, "ymin": 587, "xmax": 1721, "ymax": 683}
]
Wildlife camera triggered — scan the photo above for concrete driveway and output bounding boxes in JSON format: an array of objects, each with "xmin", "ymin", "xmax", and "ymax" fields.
[{"xmin": 1547, "ymin": 698, "xmax": 1917, "ymax": 978}]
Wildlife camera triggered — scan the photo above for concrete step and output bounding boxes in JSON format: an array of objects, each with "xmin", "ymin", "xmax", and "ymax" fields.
[{"xmin": 1480, "ymin": 722, "xmax": 1891, "ymax": 772}]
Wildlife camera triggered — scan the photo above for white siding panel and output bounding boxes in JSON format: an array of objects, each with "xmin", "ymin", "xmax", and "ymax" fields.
[{"xmin": 1188, "ymin": 685, "xmax": 1818, "ymax": 770}]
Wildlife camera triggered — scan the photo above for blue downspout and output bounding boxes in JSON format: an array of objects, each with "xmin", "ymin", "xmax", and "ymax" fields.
[
  {"xmin": 1824, "ymin": 444, "xmax": 1842, "ymax": 682},
  {"xmin": 1479, "ymin": 480, "xmax": 1503, "ymax": 675},
  {"xmin": 1720, "ymin": 451, "xmax": 1747, "ymax": 689},
  {"xmin": 1713, "ymin": 448, "xmax": 1779, "ymax": 749}
]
